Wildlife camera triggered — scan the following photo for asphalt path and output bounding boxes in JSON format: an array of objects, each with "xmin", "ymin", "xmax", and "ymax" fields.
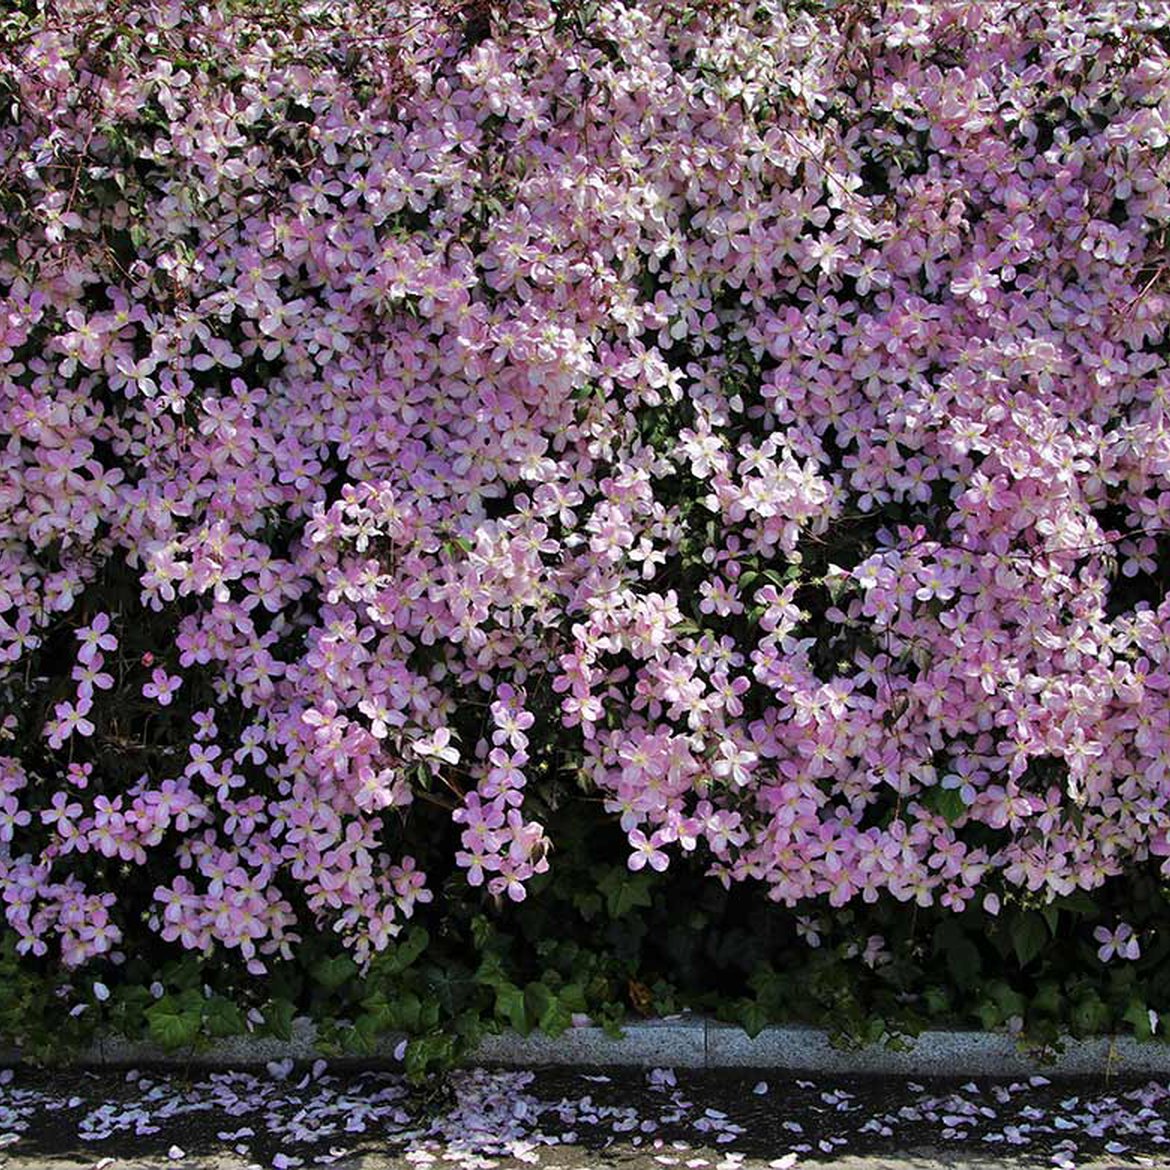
[{"xmin": 0, "ymin": 1064, "xmax": 1165, "ymax": 1170}]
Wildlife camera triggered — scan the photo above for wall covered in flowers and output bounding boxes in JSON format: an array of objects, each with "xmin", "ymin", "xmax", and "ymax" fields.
[{"xmin": 2, "ymin": 0, "xmax": 1170, "ymax": 1064}]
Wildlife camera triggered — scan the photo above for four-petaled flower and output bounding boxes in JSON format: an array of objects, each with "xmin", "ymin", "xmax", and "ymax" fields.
[
  {"xmin": 1094, "ymin": 923, "xmax": 1140, "ymax": 963},
  {"xmin": 410, "ymin": 727, "xmax": 460, "ymax": 766},
  {"xmin": 142, "ymin": 668, "xmax": 182, "ymax": 706},
  {"xmin": 46, "ymin": 699, "xmax": 95, "ymax": 748},
  {"xmin": 627, "ymin": 829, "xmax": 669, "ymax": 872},
  {"xmin": 75, "ymin": 613, "xmax": 118, "ymax": 666}
]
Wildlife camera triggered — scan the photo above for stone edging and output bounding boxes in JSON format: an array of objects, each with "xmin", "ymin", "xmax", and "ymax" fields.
[{"xmin": 6, "ymin": 1017, "xmax": 1170, "ymax": 1076}]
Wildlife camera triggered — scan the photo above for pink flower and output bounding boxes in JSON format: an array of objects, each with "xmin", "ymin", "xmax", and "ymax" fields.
[
  {"xmin": 410, "ymin": 727, "xmax": 460, "ymax": 766},
  {"xmin": 46, "ymin": 699, "xmax": 95, "ymax": 748},
  {"xmin": 72, "ymin": 654, "xmax": 114, "ymax": 700},
  {"xmin": 1094, "ymin": 923, "xmax": 1140, "ymax": 963},
  {"xmin": 142, "ymin": 668, "xmax": 182, "ymax": 705},
  {"xmin": 75, "ymin": 613, "xmax": 118, "ymax": 666},
  {"xmin": 711, "ymin": 741, "xmax": 757, "ymax": 788},
  {"xmin": 627, "ymin": 829, "xmax": 669, "ymax": 873}
]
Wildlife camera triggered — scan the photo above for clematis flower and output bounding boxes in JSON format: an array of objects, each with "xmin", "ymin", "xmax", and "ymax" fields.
[
  {"xmin": 3, "ymin": 0, "xmax": 1170, "ymax": 980},
  {"xmin": 1094, "ymin": 922, "xmax": 1140, "ymax": 963},
  {"xmin": 627, "ymin": 829, "xmax": 669, "ymax": 872},
  {"xmin": 75, "ymin": 613, "xmax": 118, "ymax": 666},
  {"xmin": 142, "ymin": 668, "xmax": 183, "ymax": 706},
  {"xmin": 46, "ymin": 700, "xmax": 95, "ymax": 748},
  {"xmin": 410, "ymin": 727, "xmax": 460, "ymax": 766}
]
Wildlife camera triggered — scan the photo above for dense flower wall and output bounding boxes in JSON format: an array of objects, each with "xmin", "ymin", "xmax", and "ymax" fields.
[{"xmin": 2, "ymin": 0, "xmax": 1170, "ymax": 1007}]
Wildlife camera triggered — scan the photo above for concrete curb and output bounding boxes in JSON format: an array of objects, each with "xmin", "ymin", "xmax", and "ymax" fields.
[
  {"xmin": 481, "ymin": 1019, "xmax": 1170, "ymax": 1076},
  {"xmin": 5, "ymin": 1017, "xmax": 1170, "ymax": 1076}
]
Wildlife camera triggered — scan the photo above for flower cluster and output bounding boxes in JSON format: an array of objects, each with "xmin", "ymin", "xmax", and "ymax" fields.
[{"xmin": 1, "ymin": 0, "xmax": 1170, "ymax": 977}]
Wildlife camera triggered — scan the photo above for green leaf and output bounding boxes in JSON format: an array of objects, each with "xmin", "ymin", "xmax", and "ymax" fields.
[
  {"xmin": 495, "ymin": 982, "xmax": 528, "ymax": 1034},
  {"xmin": 1123, "ymin": 998, "xmax": 1155, "ymax": 1042},
  {"xmin": 598, "ymin": 868, "xmax": 654, "ymax": 918},
  {"xmin": 925, "ymin": 786, "xmax": 967, "ymax": 824},
  {"xmin": 559, "ymin": 983, "xmax": 588, "ymax": 1014},
  {"xmin": 203, "ymin": 997, "xmax": 244, "ymax": 1039},
  {"xmin": 470, "ymin": 915, "xmax": 495, "ymax": 951},
  {"xmin": 1053, "ymin": 891, "xmax": 1101, "ymax": 917},
  {"xmin": 475, "ymin": 953, "xmax": 509, "ymax": 990},
  {"xmin": 389, "ymin": 927, "xmax": 429, "ymax": 972},
  {"xmin": 146, "ymin": 999, "xmax": 200, "ymax": 1051},
  {"xmin": 264, "ymin": 998, "xmax": 296, "ymax": 1042},
  {"xmin": 344, "ymin": 1013, "xmax": 382, "ymax": 1056},
  {"xmin": 312, "ymin": 954, "xmax": 358, "ymax": 991},
  {"xmin": 452, "ymin": 1009, "xmax": 483, "ymax": 1040},
  {"xmin": 160, "ymin": 956, "xmax": 203, "ymax": 991},
  {"xmin": 422, "ymin": 964, "xmax": 478, "ymax": 1016},
  {"xmin": 977, "ymin": 998, "xmax": 1003, "ymax": 1030},
  {"xmin": 599, "ymin": 1007, "xmax": 625, "ymax": 1039},
  {"xmin": 1011, "ymin": 912, "xmax": 1048, "ymax": 969},
  {"xmin": 738, "ymin": 999, "xmax": 768, "ymax": 1039},
  {"xmin": 933, "ymin": 919, "xmax": 981, "ymax": 991},
  {"xmin": 369, "ymin": 928, "xmax": 430, "ymax": 979},
  {"xmin": 390, "ymin": 990, "xmax": 422, "ymax": 1033},
  {"xmin": 1040, "ymin": 904, "xmax": 1059, "ymax": 937},
  {"xmin": 404, "ymin": 1031, "xmax": 455, "ymax": 1082},
  {"xmin": 862, "ymin": 1014, "xmax": 887, "ymax": 1045},
  {"xmin": 538, "ymin": 995, "xmax": 574, "ymax": 1037},
  {"xmin": 572, "ymin": 891, "xmax": 603, "ymax": 921},
  {"xmin": 1030, "ymin": 981, "xmax": 1063, "ymax": 1019},
  {"xmin": 1070, "ymin": 993, "xmax": 1110, "ymax": 1037},
  {"xmin": 923, "ymin": 985, "xmax": 950, "ymax": 1016},
  {"xmin": 524, "ymin": 982, "xmax": 554, "ymax": 1028},
  {"xmin": 988, "ymin": 980, "xmax": 1026, "ymax": 1020}
]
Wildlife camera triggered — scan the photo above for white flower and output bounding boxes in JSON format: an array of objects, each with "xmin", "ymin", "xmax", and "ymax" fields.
[{"xmin": 410, "ymin": 727, "xmax": 460, "ymax": 766}]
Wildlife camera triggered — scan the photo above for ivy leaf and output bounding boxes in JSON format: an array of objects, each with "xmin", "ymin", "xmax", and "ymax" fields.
[
  {"xmin": 1123, "ymin": 998, "xmax": 1155, "ymax": 1042},
  {"xmin": 523, "ymin": 981, "xmax": 573, "ymax": 1035},
  {"xmin": 423, "ymin": 964, "xmax": 478, "ymax": 1016},
  {"xmin": 475, "ymin": 953, "xmax": 509, "ymax": 990},
  {"xmin": 601, "ymin": 1015, "xmax": 624, "ymax": 1040},
  {"xmin": 572, "ymin": 891, "xmax": 603, "ymax": 921},
  {"xmin": 344, "ymin": 1013, "xmax": 380, "ymax": 1056},
  {"xmin": 933, "ymin": 919, "xmax": 981, "ymax": 991},
  {"xmin": 312, "ymin": 954, "xmax": 358, "ymax": 991},
  {"xmin": 977, "ymin": 998, "xmax": 1003, "ymax": 1030},
  {"xmin": 738, "ymin": 999, "xmax": 769, "ymax": 1039},
  {"xmin": 925, "ymin": 786, "xmax": 967, "ymax": 824},
  {"xmin": 382, "ymin": 927, "xmax": 429, "ymax": 975},
  {"xmin": 922, "ymin": 986, "xmax": 950, "ymax": 1016},
  {"xmin": 990, "ymin": 980, "xmax": 1026, "ymax": 1019},
  {"xmin": 538, "ymin": 994, "xmax": 574, "ymax": 1037},
  {"xmin": 559, "ymin": 983, "xmax": 588, "ymax": 1014},
  {"xmin": 1030, "ymin": 981, "xmax": 1063, "ymax": 1019},
  {"xmin": 146, "ymin": 999, "xmax": 199, "ymax": 1051},
  {"xmin": 470, "ymin": 915, "xmax": 495, "ymax": 951},
  {"xmin": 1070, "ymin": 993, "xmax": 1110, "ymax": 1037},
  {"xmin": 1036, "ymin": 902, "xmax": 1058, "ymax": 936},
  {"xmin": 524, "ymin": 981, "xmax": 553, "ymax": 1023},
  {"xmin": 1010, "ymin": 912, "xmax": 1047, "ymax": 969},
  {"xmin": 598, "ymin": 868, "xmax": 654, "ymax": 918},
  {"xmin": 1053, "ymin": 891, "xmax": 1100, "ymax": 917},
  {"xmin": 494, "ymin": 982, "xmax": 528, "ymax": 1034},
  {"xmin": 391, "ymin": 990, "xmax": 422, "ymax": 1033},
  {"xmin": 203, "ymin": 997, "xmax": 244, "ymax": 1039},
  {"xmin": 264, "ymin": 998, "xmax": 296, "ymax": 1042},
  {"xmin": 404, "ymin": 1031, "xmax": 455, "ymax": 1082},
  {"xmin": 161, "ymin": 955, "xmax": 203, "ymax": 991},
  {"xmin": 443, "ymin": 1011, "xmax": 479, "ymax": 1045}
]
